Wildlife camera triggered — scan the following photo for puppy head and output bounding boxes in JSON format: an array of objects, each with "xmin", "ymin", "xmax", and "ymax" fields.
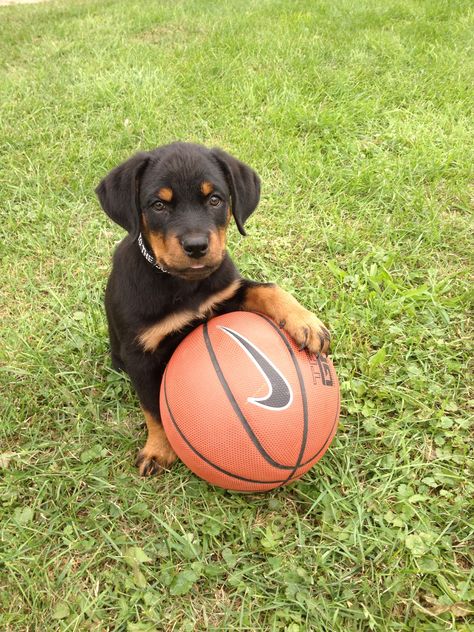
[{"xmin": 95, "ymin": 142, "xmax": 260, "ymax": 280}]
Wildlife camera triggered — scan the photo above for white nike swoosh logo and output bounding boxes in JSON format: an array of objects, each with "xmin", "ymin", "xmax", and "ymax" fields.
[{"xmin": 219, "ymin": 326, "xmax": 293, "ymax": 411}]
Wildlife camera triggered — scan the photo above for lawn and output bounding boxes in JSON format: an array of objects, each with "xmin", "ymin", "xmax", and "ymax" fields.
[{"xmin": 1, "ymin": 0, "xmax": 473, "ymax": 630}]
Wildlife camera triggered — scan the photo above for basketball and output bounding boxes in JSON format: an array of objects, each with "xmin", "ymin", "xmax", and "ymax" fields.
[{"xmin": 160, "ymin": 311, "xmax": 340, "ymax": 492}]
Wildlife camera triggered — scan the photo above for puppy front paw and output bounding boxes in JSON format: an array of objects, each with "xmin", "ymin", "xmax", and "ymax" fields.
[
  {"xmin": 135, "ymin": 427, "xmax": 177, "ymax": 476},
  {"xmin": 280, "ymin": 307, "xmax": 331, "ymax": 355}
]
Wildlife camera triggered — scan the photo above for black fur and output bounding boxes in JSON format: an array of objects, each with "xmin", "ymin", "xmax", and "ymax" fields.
[
  {"xmin": 96, "ymin": 152, "xmax": 150, "ymax": 241},
  {"xmin": 96, "ymin": 142, "xmax": 265, "ymax": 421},
  {"xmin": 211, "ymin": 147, "xmax": 261, "ymax": 235}
]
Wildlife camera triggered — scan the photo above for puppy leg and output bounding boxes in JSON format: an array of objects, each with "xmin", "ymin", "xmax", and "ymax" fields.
[
  {"xmin": 242, "ymin": 281, "xmax": 330, "ymax": 355},
  {"xmin": 124, "ymin": 357, "xmax": 177, "ymax": 476},
  {"xmin": 105, "ymin": 293, "xmax": 125, "ymax": 372},
  {"xmin": 108, "ymin": 323, "xmax": 125, "ymax": 372},
  {"xmin": 136, "ymin": 409, "xmax": 177, "ymax": 476}
]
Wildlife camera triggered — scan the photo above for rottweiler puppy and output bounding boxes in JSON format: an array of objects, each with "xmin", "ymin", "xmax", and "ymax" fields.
[{"xmin": 96, "ymin": 142, "xmax": 330, "ymax": 476}]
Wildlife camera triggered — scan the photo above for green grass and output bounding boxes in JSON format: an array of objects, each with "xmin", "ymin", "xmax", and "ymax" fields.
[{"xmin": 1, "ymin": 0, "xmax": 473, "ymax": 629}]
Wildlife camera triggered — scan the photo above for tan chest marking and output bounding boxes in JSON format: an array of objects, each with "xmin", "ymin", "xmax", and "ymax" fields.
[
  {"xmin": 198, "ymin": 279, "xmax": 241, "ymax": 317},
  {"xmin": 138, "ymin": 279, "xmax": 241, "ymax": 352},
  {"xmin": 138, "ymin": 311, "xmax": 195, "ymax": 352}
]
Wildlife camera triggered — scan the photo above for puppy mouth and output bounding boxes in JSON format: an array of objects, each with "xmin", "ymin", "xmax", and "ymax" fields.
[
  {"xmin": 157, "ymin": 249, "xmax": 225, "ymax": 280},
  {"xmin": 176, "ymin": 263, "xmax": 219, "ymax": 280},
  {"xmin": 160, "ymin": 260, "xmax": 221, "ymax": 280}
]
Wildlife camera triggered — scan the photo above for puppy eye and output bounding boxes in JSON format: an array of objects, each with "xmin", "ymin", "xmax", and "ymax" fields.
[
  {"xmin": 153, "ymin": 200, "xmax": 166, "ymax": 211},
  {"xmin": 209, "ymin": 195, "xmax": 222, "ymax": 207}
]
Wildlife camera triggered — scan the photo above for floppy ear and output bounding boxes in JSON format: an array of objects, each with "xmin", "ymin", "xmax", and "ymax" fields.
[
  {"xmin": 95, "ymin": 152, "xmax": 150, "ymax": 241},
  {"xmin": 211, "ymin": 148, "xmax": 261, "ymax": 236}
]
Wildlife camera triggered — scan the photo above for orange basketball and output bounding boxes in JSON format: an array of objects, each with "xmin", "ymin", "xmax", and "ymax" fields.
[{"xmin": 160, "ymin": 311, "xmax": 340, "ymax": 492}]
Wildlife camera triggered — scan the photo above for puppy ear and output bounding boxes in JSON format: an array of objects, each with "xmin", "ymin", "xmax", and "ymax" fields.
[
  {"xmin": 95, "ymin": 152, "xmax": 150, "ymax": 241},
  {"xmin": 211, "ymin": 148, "xmax": 260, "ymax": 236}
]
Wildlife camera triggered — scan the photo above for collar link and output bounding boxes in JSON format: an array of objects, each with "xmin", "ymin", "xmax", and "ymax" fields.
[{"xmin": 137, "ymin": 233, "xmax": 169, "ymax": 274}]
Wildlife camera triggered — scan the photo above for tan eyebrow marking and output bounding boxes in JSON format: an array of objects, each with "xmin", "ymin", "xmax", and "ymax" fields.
[
  {"xmin": 200, "ymin": 181, "xmax": 214, "ymax": 196},
  {"xmin": 157, "ymin": 187, "xmax": 173, "ymax": 202}
]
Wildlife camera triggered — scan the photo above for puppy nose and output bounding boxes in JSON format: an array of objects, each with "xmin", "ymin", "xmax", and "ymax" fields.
[{"xmin": 181, "ymin": 234, "xmax": 209, "ymax": 258}]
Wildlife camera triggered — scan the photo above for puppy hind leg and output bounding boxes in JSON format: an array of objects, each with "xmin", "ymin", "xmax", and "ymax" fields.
[
  {"xmin": 105, "ymin": 299, "xmax": 125, "ymax": 371},
  {"xmin": 125, "ymin": 359, "xmax": 177, "ymax": 476},
  {"xmin": 136, "ymin": 409, "xmax": 177, "ymax": 476},
  {"xmin": 109, "ymin": 329, "xmax": 125, "ymax": 372}
]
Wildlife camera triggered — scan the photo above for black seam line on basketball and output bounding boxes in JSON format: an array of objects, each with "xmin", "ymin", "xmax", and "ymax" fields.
[
  {"xmin": 258, "ymin": 314, "xmax": 339, "ymax": 466},
  {"xmin": 162, "ymin": 365, "xmax": 292, "ymax": 485},
  {"xmin": 254, "ymin": 315, "xmax": 309, "ymax": 487},
  {"xmin": 203, "ymin": 321, "xmax": 295, "ymax": 471},
  {"xmin": 297, "ymin": 386, "xmax": 340, "ymax": 467}
]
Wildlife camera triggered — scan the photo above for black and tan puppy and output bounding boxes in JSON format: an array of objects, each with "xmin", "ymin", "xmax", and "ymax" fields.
[{"xmin": 96, "ymin": 142, "xmax": 330, "ymax": 476}]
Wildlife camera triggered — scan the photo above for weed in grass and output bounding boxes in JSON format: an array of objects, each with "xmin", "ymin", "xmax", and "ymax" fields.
[{"xmin": 1, "ymin": 0, "xmax": 473, "ymax": 630}]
